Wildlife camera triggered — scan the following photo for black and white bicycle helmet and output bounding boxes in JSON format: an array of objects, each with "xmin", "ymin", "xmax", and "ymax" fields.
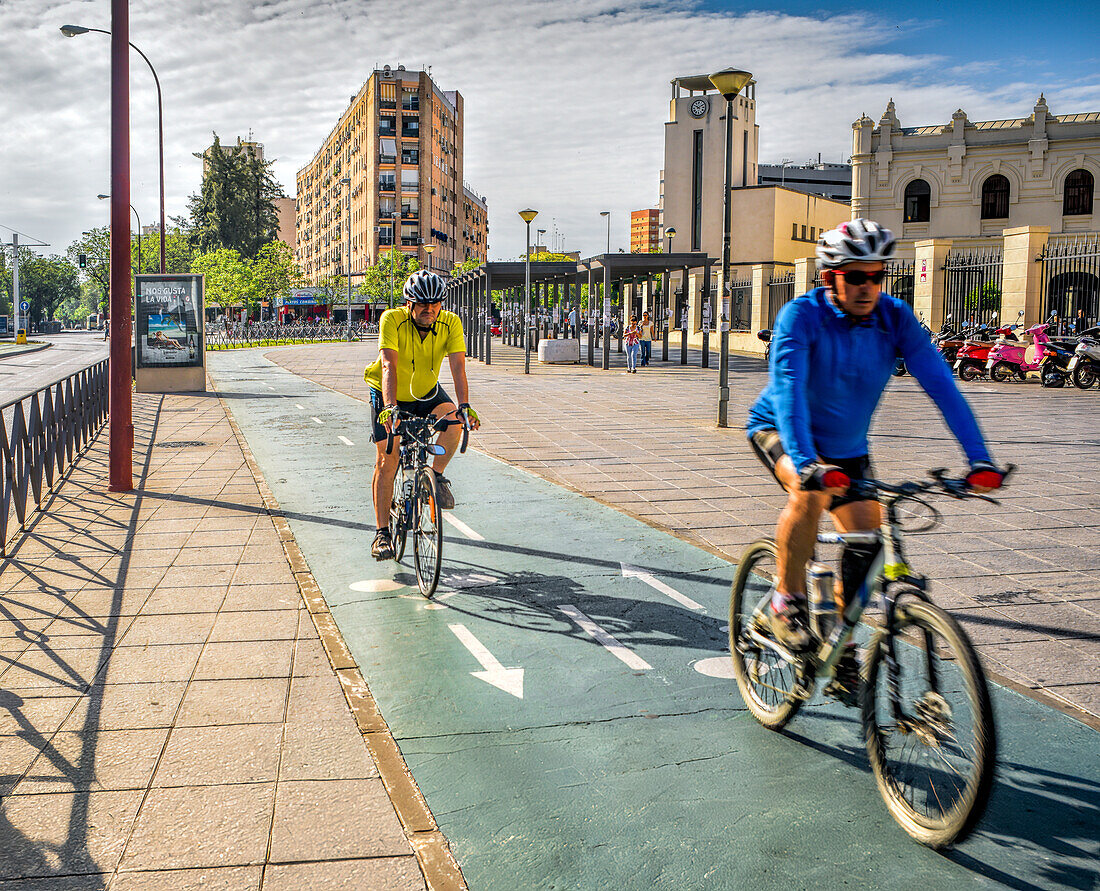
[
  {"xmin": 403, "ymin": 269, "xmax": 448, "ymax": 304},
  {"xmin": 815, "ymin": 219, "xmax": 897, "ymax": 269}
]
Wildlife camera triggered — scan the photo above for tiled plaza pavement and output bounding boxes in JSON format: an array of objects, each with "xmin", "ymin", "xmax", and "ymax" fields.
[
  {"xmin": 0, "ymin": 392, "xmax": 441, "ymax": 889},
  {"xmin": 270, "ymin": 335, "xmax": 1100, "ymax": 724}
]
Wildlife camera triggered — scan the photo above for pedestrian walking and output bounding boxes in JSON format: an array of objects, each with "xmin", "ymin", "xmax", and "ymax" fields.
[
  {"xmin": 639, "ymin": 311, "xmax": 656, "ymax": 366},
  {"xmin": 625, "ymin": 316, "xmax": 641, "ymax": 373}
]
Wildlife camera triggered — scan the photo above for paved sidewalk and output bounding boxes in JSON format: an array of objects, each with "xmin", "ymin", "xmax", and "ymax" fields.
[
  {"xmin": 0, "ymin": 390, "xmax": 454, "ymax": 888},
  {"xmin": 269, "ymin": 336, "xmax": 1100, "ymax": 724}
]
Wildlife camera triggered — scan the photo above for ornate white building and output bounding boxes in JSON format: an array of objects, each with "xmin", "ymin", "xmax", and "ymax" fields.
[{"xmin": 852, "ymin": 96, "xmax": 1099, "ymax": 245}]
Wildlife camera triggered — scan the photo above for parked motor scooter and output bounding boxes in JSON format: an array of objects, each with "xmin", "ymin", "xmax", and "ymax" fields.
[
  {"xmin": 893, "ymin": 313, "xmax": 931, "ymax": 377},
  {"xmin": 757, "ymin": 329, "xmax": 772, "ymax": 363},
  {"xmin": 1068, "ymin": 329, "xmax": 1100, "ymax": 389},
  {"xmin": 986, "ymin": 320, "xmax": 1053, "ymax": 382}
]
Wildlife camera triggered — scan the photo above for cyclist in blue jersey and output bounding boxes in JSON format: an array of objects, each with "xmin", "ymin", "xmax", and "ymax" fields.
[{"xmin": 745, "ymin": 219, "xmax": 1005, "ymax": 685}]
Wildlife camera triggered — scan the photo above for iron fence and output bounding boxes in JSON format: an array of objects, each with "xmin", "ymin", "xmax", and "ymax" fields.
[
  {"xmin": 1039, "ymin": 234, "xmax": 1100, "ymax": 334},
  {"xmin": 729, "ymin": 278, "xmax": 752, "ymax": 330},
  {"xmin": 885, "ymin": 260, "xmax": 915, "ymax": 308},
  {"xmin": 1, "ymin": 360, "xmax": 108, "ymax": 555},
  {"xmin": 206, "ymin": 321, "xmax": 379, "ymax": 349},
  {"xmin": 767, "ymin": 272, "xmax": 796, "ymax": 327},
  {"xmin": 942, "ymin": 247, "xmax": 1003, "ymax": 328}
]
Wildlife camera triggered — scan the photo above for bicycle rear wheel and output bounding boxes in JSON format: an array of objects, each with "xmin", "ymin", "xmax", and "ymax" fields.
[
  {"xmin": 862, "ymin": 595, "xmax": 995, "ymax": 849},
  {"xmin": 413, "ymin": 468, "xmax": 443, "ymax": 597},
  {"xmin": 729, "ymin": 539, "xmax": 805, "ymax": 730},
  {"xmin": 389, "ymin": 472, "xmax": 407, "ymax": 562}
]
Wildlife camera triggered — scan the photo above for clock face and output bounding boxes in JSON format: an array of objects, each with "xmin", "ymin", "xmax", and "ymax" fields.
[{"xmin": 690, "ymin": 98, "xmax": 709, "ymax": 118}]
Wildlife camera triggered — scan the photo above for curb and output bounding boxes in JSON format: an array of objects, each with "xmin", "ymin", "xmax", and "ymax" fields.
[
  {"xmin": 0, "ymin": 341, "xmax": 53, "ymax": 360},
  {"xmin": 216, "ymin": 384, "xmax": 467, "ymax": 891}
]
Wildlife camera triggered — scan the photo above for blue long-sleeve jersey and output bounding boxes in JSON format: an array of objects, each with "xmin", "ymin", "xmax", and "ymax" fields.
[{"xmin": 747, "ymin": 288, "xmax": 992, "ymax": 472}]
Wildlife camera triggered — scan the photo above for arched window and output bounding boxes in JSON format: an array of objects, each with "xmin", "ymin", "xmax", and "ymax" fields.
[
  {"xmin": 1064, "ymin": 169, "xmax": 1094, "ymax": 216},
  {"xmin": 904, "ymin": 179, "xmax": 930, "ymax": 223},
  {"xmin": 981, "ymin": 174, "xmax": 1010, "ymax": 219}
]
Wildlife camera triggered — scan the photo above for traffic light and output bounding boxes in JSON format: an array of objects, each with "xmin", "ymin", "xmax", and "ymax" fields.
[{"xmin": 78, "ymin": 253, "xmax": 87, "ymax": 268}]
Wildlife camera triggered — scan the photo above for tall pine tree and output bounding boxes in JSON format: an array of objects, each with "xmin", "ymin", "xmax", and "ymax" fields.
[{"xmin": 187, "ymin": 134, "xmax": 285, "ymax": 260}]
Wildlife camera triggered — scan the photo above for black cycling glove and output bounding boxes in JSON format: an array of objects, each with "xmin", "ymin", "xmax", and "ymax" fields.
[{"xmin": 799, "ymin": 463, "xmax": 851, "ymax": 492}]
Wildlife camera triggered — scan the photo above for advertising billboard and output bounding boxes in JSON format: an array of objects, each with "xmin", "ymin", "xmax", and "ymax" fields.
[{"xmin": 135, "ymin": 275, "xmax": 204, "ymax": 369}]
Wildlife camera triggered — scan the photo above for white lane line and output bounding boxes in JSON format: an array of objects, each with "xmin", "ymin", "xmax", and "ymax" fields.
[
  {"xmin": 338, "ymin": 435, "xmax": 354, "ymax": 446},
  {"xmin": 311, "ymin": 417, "xmax": 324, "ymax": 425},
  {"xmin": 442, "ymin": 513, "xmax": 484, "ymax": 541},
  {"xmin": 267, "ymin": 385, "xmax": 275, "ymax": 390},
  {"xmin": 558, "ymin": 605, "xmax": 652, "ymax": 670},
  {"xmin": 621, "ymin": 563, "xmax": 705, "ymax": 611},
  {"xmin": 295, "ymin": 404, "xmax": 305, "ymax": 410},
  {"xmin": 449, "ymin": 623, "xmax": 524, "ymax": 698}
]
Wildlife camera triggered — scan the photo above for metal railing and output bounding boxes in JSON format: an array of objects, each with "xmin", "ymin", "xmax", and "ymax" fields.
[
  {"xmin": 943, "ymin": 247, "xmax": 1003, "ymax": 326},
  {"xmin": 729, "ymin": 278, "xmax": 752, "ymax": 330},
  {"xmin": 1039, "ymin": 234, "xmax": 1100, "ymax": 333},
  {"xmin": 0, "ymin": 360, "xmax": 108, "ymax": 555},
  {"xmin": 206, "ymin": 321, "xmax": 379, "ymax": 348},
  {"xmin": 885, "ymin": 260, "xmax": 915, "ymax": 308},
  {"xmin": 767, "ymin": 272, "xmax": 796, "ymax": 327}
]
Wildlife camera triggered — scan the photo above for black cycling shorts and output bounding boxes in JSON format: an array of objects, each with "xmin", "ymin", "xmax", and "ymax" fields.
[
  {"xmin": 750, "ymin": 429, "xmax": 873, "ymax": 510},
  {"xmin": 368, "ymin": 386, "xmax": 454, "ymax": 443}
]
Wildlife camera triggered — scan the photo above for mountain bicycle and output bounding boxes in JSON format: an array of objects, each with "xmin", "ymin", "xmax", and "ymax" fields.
[
  {"xmin": 385, "ymin": 409, "xmax": 470, "ymax": 597},
  {"xmin": 728, "ymin": 467, "xmax": 1013, "ymax": 849}
]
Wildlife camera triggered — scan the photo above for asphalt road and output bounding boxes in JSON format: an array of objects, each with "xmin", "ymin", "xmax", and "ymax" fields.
[
  {"xmin": 0, "ymin": 332, "xmax": 107, "ymax": 404},
  {"xmin": 209, "ymin": 349, "xmax": 1099, "ymax": 891}
]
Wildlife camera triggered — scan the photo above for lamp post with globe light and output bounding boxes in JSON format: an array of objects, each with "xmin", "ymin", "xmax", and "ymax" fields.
[
  {"xmin": 519, "ymin": 209, "xmax": 538, "ymax": 374},
  {"xmin": 708, "ymin": 67, "xmax": 753, "ymax": 428},
  {"xmin": 663, "ymin": 226, "xmax": 676, "ymax": 360}
]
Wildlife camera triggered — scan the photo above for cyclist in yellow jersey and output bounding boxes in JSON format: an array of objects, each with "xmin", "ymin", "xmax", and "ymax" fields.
[{"xmin": 364, "ymin": 270, "xmax": 481, "ymax": 560}]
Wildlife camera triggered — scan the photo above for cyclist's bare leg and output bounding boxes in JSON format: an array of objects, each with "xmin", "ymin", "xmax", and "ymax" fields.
[
  {"xmin": 428, "ymin": 402, "xmax": 461, "ymax": 475},
  {"xmin": 773, "ymin": 455, "xmax": 831, "ymax": 596},
  {"xmin": 373, "ymin": 438, "xmax": 401, "ymax": 528}
]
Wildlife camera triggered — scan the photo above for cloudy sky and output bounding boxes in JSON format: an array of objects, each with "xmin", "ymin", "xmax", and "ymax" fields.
[{"xmin": 2, "ymin": 0, "xmax": 1099, "ymax": 262}]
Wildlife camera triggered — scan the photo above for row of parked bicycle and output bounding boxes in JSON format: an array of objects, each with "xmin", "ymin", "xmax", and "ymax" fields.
[{"xmin": 912, "ymin": 312, "xmax": 1100, "ymax": 389}]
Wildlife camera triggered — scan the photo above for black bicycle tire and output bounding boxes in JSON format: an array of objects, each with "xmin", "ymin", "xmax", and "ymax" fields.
[
  {"xmin": 390, "ymin": 472, "xmax": 407, "ymax": 563},
  {"xmin": 1071, "ymin": 361, "xmax": 1098, "ymax": 390},
  {"xmin": 413, "ymin": 468, "xmax": 443, "ymax": 598},
  {"xmin": 728, "ymin": 539, "xmax": 804, "ymax": 730},
  {"xmin": 862, "ymin": 596, "xmax": 996, "ymax": 849}
]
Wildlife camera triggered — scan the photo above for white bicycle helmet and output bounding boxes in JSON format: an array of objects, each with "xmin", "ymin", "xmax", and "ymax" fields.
[
  {"xmin": 403, "ymin": 269, "xmax": 448, "ymax": 304},
  {"xmin": 816, "ymin": 219, "xmax": 897, "ymax": 269}
]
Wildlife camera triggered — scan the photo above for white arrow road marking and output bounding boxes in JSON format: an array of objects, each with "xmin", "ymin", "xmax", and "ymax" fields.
[
  {"xmin": 311, "ymin": 417, "xmax": 324, "ymax": 425},
  {"xmin": 558, "ymin": 606, "xmax": 652, "ymax": 670},
  {"xmin": 620, "ymin": 563, "xmax": 705, "ymax": 611},
  {"xmin": 338, "ymin": 435, "xmax": 354, "ymax": 446},
  {"xmin": 448, "ymin": 624, "xmax": 524, "ymax": 698},
  {"xmin": 295, "ymin": 404, "xmax": 305, "ymax": 410},
  {"xmin": 442, "ymin": 513, "xmax": 484, "ymax": 540}
]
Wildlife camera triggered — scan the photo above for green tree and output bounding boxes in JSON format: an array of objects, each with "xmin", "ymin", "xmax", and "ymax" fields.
[
  {"xmin": 18, "ymin": 253, "xmax": 80, "ymax": 327},
  {"xmin": 517, "ymin": 250, "xmax": 575, "ymax": 263},
  {"xmin": 131, "ymin": 227, "xmax": 196, "ymax": 275},
  {"xmin": 450, "ymin": 258, "xmax": 481, "ymax": 278},
  {"xmin": 965, "ymin": 282, "xmax": 1002, "ymax": 318},
  {"xmin": 186, "ymin": 133, "xmax": 286, "ymax": 260},
  {"xmin": 251, "ymin": 240, "xmax": 303, "ymax": 306},
  {"xmin": 355, "ymin": 248, "xmax": 420, "ymax": 307},
  {"xmin": 191, "ymin": 248, "xmax": 253, "ymax": 318}
]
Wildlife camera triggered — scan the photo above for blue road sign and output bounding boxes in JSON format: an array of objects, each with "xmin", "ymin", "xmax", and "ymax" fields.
[{"xmin": 19, "ymin": 301, "xmax": 28, "ymax": 312}]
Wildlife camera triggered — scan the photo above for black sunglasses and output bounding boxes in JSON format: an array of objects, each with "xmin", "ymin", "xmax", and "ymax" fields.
[{"xmin": 839, "ymin": 269, "xmax": 886, "ymax": 286}]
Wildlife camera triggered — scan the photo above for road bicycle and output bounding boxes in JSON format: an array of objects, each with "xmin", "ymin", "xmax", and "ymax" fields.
[
  {"xmin": 728, "ymin": 467, "xmax": 1013, "ymax": 849},
  {"xmin": 386, "ymin": 409, "xmax": 470, "ymax": 597}
]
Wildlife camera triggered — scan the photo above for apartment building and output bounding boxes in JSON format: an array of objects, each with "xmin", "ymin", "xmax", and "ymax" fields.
[
  {"xmin": 295, "ymin": 65, "xmax": 487, "ymax": 284},
  {"xmin": 630, "ymin": 208, "xmax": 660, "ymax": 252},
  {"xmin": 460, "ymin": 185, "xmax": 489, "ymax": 269}
]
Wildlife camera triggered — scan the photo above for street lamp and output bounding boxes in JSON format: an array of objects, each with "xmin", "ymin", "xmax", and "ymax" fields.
[
  {"xmin": 63, "ymin": 24, "xmax": 167, "ymax": 274},
  {"xmin": 665, "ymin": 226, "xmax": 676, "ymax": 254},
  {"xmin": 600, "ymin": 211, "xmax": 610, "ymax": 254},
  {"xmin": 519, "ymin": 208, "xmax": 538, "ymax": 374},
  {"xmin": 424, "ymin": 243, "xmax": 436, "ymax": 269},
  {"xmin": 98, "ymin": 193, "xmax": 142, "ymax": 273},
  {"xmin": 537, "ymin": 229, "xmax": 546, "ymax": 253},
  {"xmin": 709, "ymin": 67, "xmax": 753, "ymax": 428}
]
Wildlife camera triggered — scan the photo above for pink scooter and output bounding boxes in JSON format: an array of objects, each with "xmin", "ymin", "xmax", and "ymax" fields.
[{"xmin": 986, "ymin": 322, "xmax": 1051, "ymax": 382}]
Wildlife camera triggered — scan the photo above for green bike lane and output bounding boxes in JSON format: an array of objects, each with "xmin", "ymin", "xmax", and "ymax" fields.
[{"xmin": 209, "ymin": 350, "xmax": 1098, "ymax": 891}]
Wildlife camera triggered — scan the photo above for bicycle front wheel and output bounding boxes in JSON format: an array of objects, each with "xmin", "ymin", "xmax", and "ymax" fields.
[
  {"xmin": 862, "ymin": 595, "xmax": 995, "ymax": 849},
  {"xmin": 389, "ymin": 472, "xmax": 407, "ymax": 563},
  {"xmin": 413, "ymin": 468, "xmax": 443, "ymax": 597},
  {"xmin": 729, "ymin": 539, "xmax": 805, "ymax": 730}
]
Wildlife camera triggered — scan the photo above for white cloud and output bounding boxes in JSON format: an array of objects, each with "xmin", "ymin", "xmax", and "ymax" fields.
[{"xmin": 0, "ymin": 0, "xmax": 1092, "ymax": 262}]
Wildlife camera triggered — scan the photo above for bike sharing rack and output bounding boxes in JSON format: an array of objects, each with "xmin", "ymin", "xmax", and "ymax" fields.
[{"xmin": 134, "ymin": 274, "xmax": 206, "ymax": 392}]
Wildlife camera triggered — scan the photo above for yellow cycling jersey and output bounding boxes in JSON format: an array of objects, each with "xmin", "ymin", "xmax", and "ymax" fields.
[{"xmin": 363, "ymin": 307, "xmax": 466, "ymax": 402}]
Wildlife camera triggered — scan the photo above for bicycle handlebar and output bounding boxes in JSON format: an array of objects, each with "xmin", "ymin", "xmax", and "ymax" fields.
[
  {"xmin": 384, "ymin": 410, "xmax": 467, "ymax": 455},
  {"xmin": 849, "ymin": 463, "xmax": 1016, "ymax": 504}
]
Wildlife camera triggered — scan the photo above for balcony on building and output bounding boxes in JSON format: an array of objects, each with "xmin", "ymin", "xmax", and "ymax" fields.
[
  {"xmin": 379, "ymin": 176, "xmax": 396, "ymax": 192},
  {"xmin": 379, "ymin": 116, "xmax": 396, "ymax": 136},
  {"xmin": 401, "ymin": 149, "xmax": 420, "ymax": 165},
  {"xmin": 401, "ymin": 199, "xmax": 419, "ymax": 220},
  {"xmin": 401, "ymin": 119, "xmax": 420, "ymax": 139},
  {"xmin": 379, "ymin": 138, "xmax": 397, "ymax": 166},
  {"xmin": 400, "ymin": 171, "xmax": 419, "ymax": 193},
  {"xmin": 401, "ymin": 90, "xmax": 419, "ymax": 112}
]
